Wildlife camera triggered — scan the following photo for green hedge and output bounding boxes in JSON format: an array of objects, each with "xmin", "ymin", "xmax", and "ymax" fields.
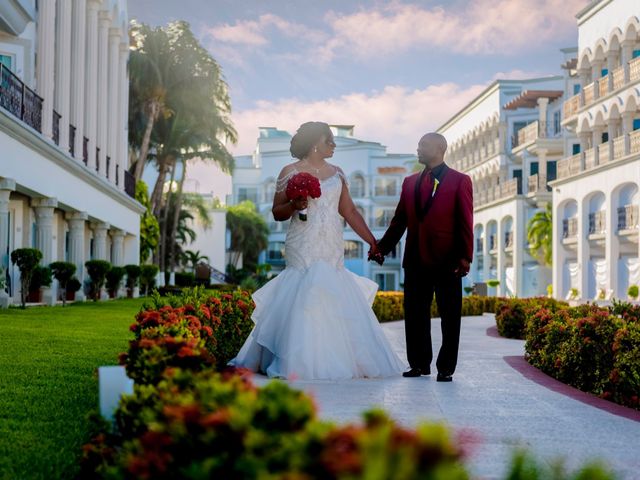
[
  {"xmin": 525, "ymin": 300, "xmax": 640, "ymax": 410},
  {"xmin": 495, "ymin": 297, "xmax": 568, "ymax": 339}
]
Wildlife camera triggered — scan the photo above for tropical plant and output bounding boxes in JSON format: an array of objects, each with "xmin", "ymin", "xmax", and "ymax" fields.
[
  {"xmin": 85, "ymin": 260, "xmax": 111, "ymax": 301},
  {"xmin": 226, "ymin": 201, "xmax": 269, "ymax": 272},
  {"xmin": 10, "ymin": 248, "xmax": 42, "ymax": 308},
  {"xmin": 140, "ymin": 264, "xmax": 159, "ymax": 296},
  {"xmin": 527, "ymin": 203, "xmax": 552, "ymax": 266},
  {"xmin": 135, "ymin": 180, "xmax": 160, "ymax": 263},
  {"xmin": 182, "ymin": 249, "xmax": 209, "ymax": 271},
  {"xmin": 49, "ymin": 261, "xmax": 76, "ymax": 306}
]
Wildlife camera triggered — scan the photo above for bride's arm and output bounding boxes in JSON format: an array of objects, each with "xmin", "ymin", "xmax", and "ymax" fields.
[
  {"xmin": 337, "ymin": 173, "xmax": 376, "ymax": 248},
  {"xmin": 272, "ymin": 166, "xmax": 307, "ymax": 221}
]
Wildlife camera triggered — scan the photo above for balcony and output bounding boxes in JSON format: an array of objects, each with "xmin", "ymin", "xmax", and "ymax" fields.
[
  {"xmin": 631, "ymin": 130, "xmax": 640, "ymax": 155},
  {"xmin": 52, "ymin": 110, "xmax": 61, "ymax": 146},
  {"xmin": 584, "ymin": 82, "xmax": 595, "ymax": 105},
  {"xmin": 598, "ymin": 74, "xmax": 609, "ymax": 98},
  {"xmin": 613, "ymin": 135, "xmax": 625, "ymax": 160},
  {"xmin": 373, "ymin": 184, "xmax": 399, "ymax": 197},
  {"xmin": 0, "ymin": 63, "xmax": 43, "ymax": 132},
  {"xmin": 488, "ymin": 234, "xmax": 497, "ymax": 251},
  {"xmin": 476, "ymin": 238, "xmax": 484, "ymax": 253},
  {"xmin": 527, "ymin": 173, "xmax": 549, "ymax": 195},
  {"xmin": 513, "ymin": 121, "xmax": 543, "ymax": 148},
  {"xmin": 69, "ymin": 124, "xmax": 76, "ymax": 157},
  {"xmin": 618, "ymin": 205, "xmax": 639, "ymax": 231},
  {"xmin": 504, "ymin": 231, "xmax": 514, "ymax": 249},
  {"xmin": 584, "ymin": 147, "xmax": 596, "ymax": 170},
  {"xmin": 473, "ymin": 178, "xmax": 520, "ymax": 208},
  {"xmin": 563, "ymin": 94, "xmax": 580, "ymax": 119},
  {"xmin": 562, "ymin": 218, "xmax": 578, "ymax": 238},
  {"xmin": 612, "ymin": 65, "xmax": 624, "ymax": 90},
  {"xmin": 631, "ymin": 56, "xmax": 640, "ymax": 83},
  {"xmin": 598, "ymin": 142, "xmax": 610, "ymax": 165},
  {"xmin": 588, "ymin": 211, "xmax": 606, "ymax": 235},
  {"xmin": 82, "ymin": 136, "xmax": 89, "ymax": 165},
  {"xmin": 557, "ymin": 153, "xmax": 582, "ymax": 179},
  {"xmin": 372, "ymin": 211, "xmax": 394, "ymax": 228},
  {"xmin": 124, "ymin": 170, "xmax": 136, "ymax": 198}
]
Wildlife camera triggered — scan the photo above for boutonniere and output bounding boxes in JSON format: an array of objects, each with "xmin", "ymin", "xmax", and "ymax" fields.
[{"xmin": 431, "ymin": 178, "xmax": 440, "ymax": 198}]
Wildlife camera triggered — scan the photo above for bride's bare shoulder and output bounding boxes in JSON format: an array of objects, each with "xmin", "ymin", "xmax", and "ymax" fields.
[{"xmin": 278, "ymin": 162, "xmax": 303, "ymax": 178}]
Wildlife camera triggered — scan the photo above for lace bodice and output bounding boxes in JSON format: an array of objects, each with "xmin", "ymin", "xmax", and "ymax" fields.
[{"xmin": 282, "ymin": 170, "xmax": 346, "ymax": 270}]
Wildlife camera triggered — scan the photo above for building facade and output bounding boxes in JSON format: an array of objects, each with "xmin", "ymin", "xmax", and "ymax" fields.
[
  {"xmin": 1, "ymin": 0, "xmax": 143, "ymax": 306},
  {"xmin": 230, "ymin": 126, "xmax": 416, "ymax": 291},
  {"xmin": 438, "ymin": 75, "xmax": 574, "ymax": 297},
  {"xmin": 553, "ymin": 0, "xmax": 640, "ymax": 301}
]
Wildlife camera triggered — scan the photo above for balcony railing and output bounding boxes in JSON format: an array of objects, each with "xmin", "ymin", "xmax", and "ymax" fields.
[
  {"xmin": 562, "ymin": 218, "xmax": 578, "ymax": 238},
  {"xmin": 613, "ymin": 135, "xmax": 625, "ymax": 160},
  {"xmin": 82, "ymin": 136, "xmax": 88, "ymax": 165},
  {"xmin": 631, "ymin": 130, "xmax": 640, "ymax": 155},
  {"xmin": 69, "ymin": 124, "xmax": 76, "ymax": 156},
  {"xmin": 563, "ymin": 94, "xmax": 580, "ymax": 119},
  {"xmin": 527, "ymin": 173, "xmax": 548, "ymax": 195},
  {"xmin": 612, "ymin": 65, "xmax": 624, "ymax": 90},
  {"xmin": 618, "ymin": 205, "xmax": 639, "ymax": 231},
  {"xmin": 106, "ymin": 156, "xmax": 111, "ymax": 179},
  {"xmin": 598, "ymin": 75, "xmax": 609, "ymax": 97},
  {"xmin": 116, "ymin": 164, "xmax": 119, "ymax": 186},
  {"xmin": 504, "ymin": 231, "xmax": 514, "ymax": 248},
  {"xmin": 0, "ymin": 63, "xmax": 43, "ymax": 132},
  {"xmin": 584, "ymin": 82, "xmax": 595, "ymax": 105},
  {"xmin": 476, "ymin": 238, "xmax": 484, "ymax": 252},
  {"xmin": 557, "ymin": 153, "xmax": 582, "ymax": 179},
  {"xmin": 598, "ymin": 142, "xmax": 610, "ymax": 165},
  {"xmin": 95, "ymin": 147, "xmax": 100, "ymax": 173},
  {"xmin": 584, "ymin": 147, "xmax": 596, "ymax": 170},
  {"xmin": 52, "ymin": 110, "xmax": 61, "ymax": 145},
  {"xmin": 514, "ymin": 120, "xmax": 543, "ymax": 147},
  {"xmin": 489, "ymin": 234, "xmax": 497, "ymax": 251},
  {"xmin": 374, "ymin": 185, "xmax": 399, "ymax": 197},
  {"xmin": 124, "ymin": 170, "xmax": 136, "ymax": 198},
  {"xmin": 588, "ymin": 211, "xmax": 606, "ymax": 235},
  {"xmin": 630, "ymin": 56, "xmax": 640, "ymax": 83}
]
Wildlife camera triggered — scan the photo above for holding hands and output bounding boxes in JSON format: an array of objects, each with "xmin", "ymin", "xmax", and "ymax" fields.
[{"xmin": 367, "ymin": 241, "xmax": 385, "ymax": 266}]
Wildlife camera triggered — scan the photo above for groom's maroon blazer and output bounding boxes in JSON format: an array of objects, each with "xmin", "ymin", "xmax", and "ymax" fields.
[{"xmin": 378, "ymin": 163, "xmax": 473, "ymax": 269}]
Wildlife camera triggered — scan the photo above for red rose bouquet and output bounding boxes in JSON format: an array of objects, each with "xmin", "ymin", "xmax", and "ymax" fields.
[{"xmin": 285, "ymin": 172, "xmax": 322, "ymax": 221}]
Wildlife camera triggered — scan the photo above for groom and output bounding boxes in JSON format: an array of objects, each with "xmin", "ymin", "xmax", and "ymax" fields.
[{"xmin": 374, "ymin": 133, "xmax": 473, "ymax": 382}]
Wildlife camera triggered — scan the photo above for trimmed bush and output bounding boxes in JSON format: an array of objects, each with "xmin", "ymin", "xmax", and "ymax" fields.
[
  {"xmin": 174, "ymin": 271, "xmax": 195, "ymax": 287},
  {"xmin": 10, "ymin": 248, "xmax": 42, "ymax": 308},
  {"xmin": 29, "ymin": 265, "xmax": 52, "ymax": 292},
  {"xmin": 105, "ymin": 266, "xmax": 126, "ymax": 298},
  {"xmin": 124, "ymin": 264, "xmax": 141, "ymax": 296},
  {"xmin": 50, "ymin": 261, "xmax": 76, "ymax": 306},
  {"xmin": 85, "ymin": 260, "xmax": 112, "ymax": 301},
  {"xmin": 373, "ymin": 291, "xmax": 404, "ymax": 322},
  {"xmin": 140, "ymin": 264, "xmax": 159, "ymax": 296},
  {"xmin": 496, "ymin": 297, "xmax": 568, "ymax": 340},
  {"xmin": 627, "ymin": 284, "xmax": 639, "ymax": 300}
]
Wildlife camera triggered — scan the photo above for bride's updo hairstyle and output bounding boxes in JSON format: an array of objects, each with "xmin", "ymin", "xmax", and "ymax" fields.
[{"xmin": 290, "ymin": 121, "xmax": 332, "ymax": 160}]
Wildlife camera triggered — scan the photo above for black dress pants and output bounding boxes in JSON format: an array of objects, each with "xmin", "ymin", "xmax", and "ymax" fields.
[{"xmin": 403, "ymin": 265, "xmax": 462, "ymax": 375}]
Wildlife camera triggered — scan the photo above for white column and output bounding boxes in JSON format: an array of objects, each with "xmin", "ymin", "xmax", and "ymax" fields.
[
  {"xmin": 514, "ymin": 202, "xmax": 525, "ymax": 297},
  {"xmin": 32, "ymin": 198, "xmax": 58, "ymax": 306},
  {"xmin": 107, "ymin": 28, "xmax": 121, "ymax": 183},
  {"xmin": 607, "ymin": 51, "xmax": 617, "ymax": 92},
  {"xmin": 84, "ymin": 0, "xmax": 100, "ymax": 171},
  {"xmin": 66, "ymin": 211, "xmax": 87, "ymax": 301},
  {"xmin": 496, "ymin": 220, "xmax": 505, "ymax": 297},
  {"xmin": 97, "ymin": 11, "xmax": 111, "ymax": 178},
  {"xmin": 592, "ymin": 126, "xmax": 604, "ymax": 165},
  {"xmin": 117, "ymin": 42, "xmax": 128, "ymax": 191},
  {"xmin": 621, "ymin": 40, "xmax": 634, "ymax": 83},
  {"xmin": 537, "ymin": 97, "xmax": 549, "ymax": 138},
  {"xmin": 70, "ymin": 0, "xmax": 87, "ymax": 159},
  {"xmin": 482, "ymin": 223, "xmax": 490, "ymax": 284},
  {"xmin": 36, "ymin": 0, "xmax": 57, "ymax": 138},
  {"xmin": 110, "ymin": 229, "xmax": 125, "ymax": 266},
  {"xmin": 552, "ymin": 201, "xmax": 565, "ymax": 300},
  {"xmin": 577, "ymin": 199, "xmax": 589, "ymax": 301},
  {"xmin": 0, "ymin": 179, "xmax": 15, "ymax": 307},
  {"xmin": 91, "ymin": 222, "xmax": 110, "ymax": 261},
  {"xmin": 55, "ymin": 0, "xmax": 72, "ymax": 151},
  {"xmin": 622, "ymin": 111, "xmax": 635, "ymax": 155},
  {"xmin": 538, "ymin": 148, "xmax": 548, "ymax": 186},
  {"xmin": 605, "ymin": 193, "xmax": 619, "ymax": 298}
]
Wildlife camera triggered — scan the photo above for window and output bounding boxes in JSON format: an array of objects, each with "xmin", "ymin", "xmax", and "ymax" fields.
[
  {"xmin": 344, "ymin": 240, "xmax": 363, "ymax": 259},
  {"xmin": 267, "ymin": 242, "xmax": 285, "ymax": 261},
  {"xmin": 0, "ymin": 54, "xmax": 12, "ymax": 70},
  {"xmin": 573, "ymin": 84, "xmax": 581, "ymax": 95},
  {"xmin": 351, "ymin": 175, "xmax": 365, "ymax": 198},
  {"xmin": 237, "ymin": 187, "xmax": 258, "ymax": 204},
  {"xmin": 375, "ymin": 272, "xmax": 396, "ymax": 291},
  {"xmin": 601, "ymin": 68, "xmax": 608, "ymax": 77},
  {"xmin": 373, "ymin": 209, "xmax": 395, "ymax": 228},
  {"xmin": 512, "ymin": 121, "xmax": 528, "ymax": 147},
  {"xmin": 264, "ymin": 181, "xmax": 275, "ymax": 202},
  {"xmin": 633, "ymin": 119, "xmax": 640, "ymax": 131},
  {"xmin": 374, "ymin": 177, "xmax": 398, "ymax": 196},
  {"xmin": 633, "ymin": 50, "xmax": 640, "ymax": 59},
  {"xmin": 602, "ymin": 132, "xmax": 608, "ymax": 143},
  {"xmin": 572, "ymin": 143, "xmax": 580, "ymax": 155},
  {"xmin": 530, "ymin": 162, "xmax": 538, "ymax": 176},
  {"xmin": 553, "ymin": 111, "xmax": 561, "ymax": 135}
]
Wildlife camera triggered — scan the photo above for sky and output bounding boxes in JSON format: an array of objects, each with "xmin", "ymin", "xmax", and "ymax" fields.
[{"xmin": 130, "ymin": 0, "xmax": 589, "ymax": 198}]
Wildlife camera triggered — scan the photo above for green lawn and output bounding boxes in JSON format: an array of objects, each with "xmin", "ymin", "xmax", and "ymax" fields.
[{"xmin": 0, "ymin": 298, "xmax": 145, "ymax": 479}]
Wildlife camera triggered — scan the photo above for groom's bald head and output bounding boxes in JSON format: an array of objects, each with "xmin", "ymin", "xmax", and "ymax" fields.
[{"xmin": 417, "ymin": 133, "xmax": 447, "ymax": 167}]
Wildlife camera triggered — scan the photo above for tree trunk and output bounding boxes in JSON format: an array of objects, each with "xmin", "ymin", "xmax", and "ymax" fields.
[
  {"xmin": 133, "ymin": 100, "xmax": 159, "ymax": 181},
  {"xmin": 169, "ymin": 159, "xmax": 187, "ymax": 274},
  {"xmin": 158, "ymin": 158, "xmax": 176, "ymax": 275},
  {"xmin": 150, "ymin": 154, "xmax": 172, "ymax": 217}
]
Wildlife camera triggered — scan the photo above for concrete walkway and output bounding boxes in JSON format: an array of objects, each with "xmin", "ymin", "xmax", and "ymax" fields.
[{"xmin": 255, "ymin": 315, "xmax": 640, "ymax": 480}]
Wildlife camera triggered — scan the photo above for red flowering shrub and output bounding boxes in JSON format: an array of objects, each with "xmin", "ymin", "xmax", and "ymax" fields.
[
  {"xmin": 80, "ymin": 369, "xmax": 470, "ymax": 479},
  {"xmin": 497, "ymin": 297, "xmax": 568, "ymax": 339}
]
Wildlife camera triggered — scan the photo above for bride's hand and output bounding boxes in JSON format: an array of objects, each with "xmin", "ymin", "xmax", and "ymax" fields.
[{"xmin": 289, "ymin": 197, "xmax": 308, "ymax": 211}]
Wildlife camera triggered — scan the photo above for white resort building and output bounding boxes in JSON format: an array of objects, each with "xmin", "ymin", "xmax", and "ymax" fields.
[
  {"xmin": 553, "ymin": 0, "xmax": 640, "ymax": 302},
  {"xmin": 1, "ymin": 0, "xmax": 142, "ymax": 306},
  {"xmin": 438, "ymin": 73, "xmax": 577, "ymax": 298},
  {"xmin": 230, "ymin": 126, "xmax": 416, "ymax": 291}
]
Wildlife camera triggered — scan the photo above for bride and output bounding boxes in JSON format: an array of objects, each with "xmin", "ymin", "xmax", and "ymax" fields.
[{"xmin": 230, "ymin": 121, "xmax": 406, "ymax": 379}]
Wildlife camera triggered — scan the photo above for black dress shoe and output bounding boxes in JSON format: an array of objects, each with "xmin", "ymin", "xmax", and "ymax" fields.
[
  {"xmin": 436, "ymin": 373, "xmax": 453, "ymax": 382},
  {"xmin": 403, "ymin": 367, "xmax": 430, "ymax": 377}
]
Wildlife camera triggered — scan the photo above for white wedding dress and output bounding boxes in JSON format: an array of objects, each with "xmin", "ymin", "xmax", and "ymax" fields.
[{"xmin": 230, "ymin": 169, "xmax": 406, "ymax": 380}]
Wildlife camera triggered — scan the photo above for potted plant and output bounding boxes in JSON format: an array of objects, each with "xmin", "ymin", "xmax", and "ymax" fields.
[
  {"xmin": 124, "ymin": 264, "xmax": 142, "ymax": 298},
  {"xmin": 106, "ymin": 266, "xmax": 126, "ymax": 298},
  {"xmin": 66, "ymin": 277, "xmax": 82, "ymax": 301},
  {"xmin": 487, "ymin": 279, "xmax": 500, "ymax": 288},
  {"xmin": 49, "ymin": 261, "xmax": 76, "ymax": 306},
  {"xmin": 10, "ymin": 248, "xmax": 42, "ymax": 308},
  {"xmin": 85, "ymin": 260, "xmax": 111, "ymax": 301},
  {"xmin": 628, "ymin": 285, "xmax": 639, "ymax": 301},
  {"xmin": 28, "ymin": 265, "xmax": 52, "ymax": 303},
  {"xmin": 463, "ymin": 286, "xmax": 474, "ymax": 295}
]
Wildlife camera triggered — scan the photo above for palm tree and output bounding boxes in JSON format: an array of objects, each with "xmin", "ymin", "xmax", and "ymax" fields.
[
  {"xmin": 183, "ymin": 250, "xmax": 210, "ymax": 271},
  {"xmin": 527, "ymin": 203, "xmax": 552, "ymax": 266},
  {"xmin": 226, "ymin": 201, "xmax": 269, "ymax": 272}
]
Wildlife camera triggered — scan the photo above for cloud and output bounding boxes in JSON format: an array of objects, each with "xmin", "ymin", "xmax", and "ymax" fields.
[
  {"xmin": 229, "ymin": 82, "xmax": 487, "ymax": 155},
  {"xmin": 320, "ymin": 0, "xmax": 585, "ymax": 61},
  {"xmin": 491, "ymin": 69, "xmax": 555, "ymax": 80}
]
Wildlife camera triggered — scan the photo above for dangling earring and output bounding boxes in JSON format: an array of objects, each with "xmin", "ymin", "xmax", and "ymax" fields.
[{"xmin": 314, "ymin": 147, "xmax": 318, "ymax": 153}]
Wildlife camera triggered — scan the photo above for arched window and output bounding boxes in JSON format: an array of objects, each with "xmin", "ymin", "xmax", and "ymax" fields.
[
  {"xmin": 344, "ymin": 240, "xmax": 363, "ymax": 259},
  {"xmin": 351, "ymin": 174, "xmax": 365, "ymax": 198}
]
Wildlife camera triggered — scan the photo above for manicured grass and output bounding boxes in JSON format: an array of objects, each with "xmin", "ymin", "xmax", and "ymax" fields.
[{"xmin": 0, "ymin": 298, "xmax": 145, "ymax": 479}]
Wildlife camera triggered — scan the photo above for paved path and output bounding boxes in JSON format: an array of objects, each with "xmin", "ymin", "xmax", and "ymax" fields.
[{"xmin": 254, "ymin": 315, "xmax": 640, "ymax": 479}]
